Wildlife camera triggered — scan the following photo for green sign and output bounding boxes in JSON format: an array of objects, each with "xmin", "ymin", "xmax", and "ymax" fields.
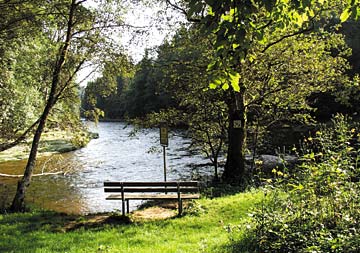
[{"xmin": 233, "ymin": 120, "xmax": 242, "ymax": 129}]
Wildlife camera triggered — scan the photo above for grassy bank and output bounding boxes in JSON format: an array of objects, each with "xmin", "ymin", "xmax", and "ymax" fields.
[
  {"xmin": 0, "ymin": 190, "xmax": 263, "ymax": 253},
  {"xmin": 0, "ymin": 129, "xmax": 97, "ymax": 163}
]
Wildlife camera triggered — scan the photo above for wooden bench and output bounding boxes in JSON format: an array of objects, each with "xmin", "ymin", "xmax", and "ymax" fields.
[{"xmin": 103, "ymin": 181, "xmax": 200, "ymax": 216}]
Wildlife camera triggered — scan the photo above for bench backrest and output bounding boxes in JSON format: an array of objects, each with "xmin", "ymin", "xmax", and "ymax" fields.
[{"xmin": 104, "ymin": 181, "xmax": 199, "ymax": 193}]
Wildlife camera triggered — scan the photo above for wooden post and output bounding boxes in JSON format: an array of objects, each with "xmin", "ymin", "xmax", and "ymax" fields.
[
  {"xmin": 121, "ymin": 183, "xmax": 125, "ymax": 216},
  {"xmin": 177, "ymin": 182, "xmax": 182, "ymax": 215},
  {"xmin": 163, "ymin": 145, "xmax": 167, "ymax": 182},
  {"xmin": 160, "ymin": 123, "xmax": 168, "ymax": 184}
]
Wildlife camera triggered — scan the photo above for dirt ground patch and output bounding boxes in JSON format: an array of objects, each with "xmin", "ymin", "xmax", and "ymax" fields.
[
  {"xmin": 61, "ymin": 204, "xmax": 179, "ymax": 231},
  {"xmin": 131, "ymin": 206, "xmax": 177, "ymax": 221}
]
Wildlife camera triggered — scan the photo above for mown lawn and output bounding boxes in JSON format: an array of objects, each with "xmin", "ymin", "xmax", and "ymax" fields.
[{"xmin": 0, "ymin": 191, "xmax": 263, "ymax": 253}]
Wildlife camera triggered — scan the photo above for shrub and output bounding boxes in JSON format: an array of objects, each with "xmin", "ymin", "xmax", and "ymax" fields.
[{"xmin": 230, "ymin": 114, "xmax": 360, "ymax": 252}]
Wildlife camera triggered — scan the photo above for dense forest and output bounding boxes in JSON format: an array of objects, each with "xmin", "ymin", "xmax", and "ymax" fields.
[
  {"xmin": 1, "ymin": 0, "xmax": 360, "ymax": 252},
  {"xmin": 82, "ymin": 22, "xmax": 360, "ymax": 122}
]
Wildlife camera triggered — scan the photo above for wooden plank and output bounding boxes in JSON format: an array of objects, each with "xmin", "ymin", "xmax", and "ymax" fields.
[
  {"xmin": 104, "ymin": 187, "xmax": 199, "ymax": 193},
  {"xmin": 106, "ymin": 193, "xmax": 200, "ymax": 200},
  {"xmin": 105, "ymin": 187, "xmax": 178, "ymax": 193},
  {"xmin": 104, "ymin": 181, "xmax": 198, "ymax": 187}
]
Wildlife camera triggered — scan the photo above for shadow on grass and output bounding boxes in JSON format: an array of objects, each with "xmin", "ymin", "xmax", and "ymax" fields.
[
  {"xmin": 210, "ymin": 230, "xmax": 258, "ymax": 253},
  {"xmin": 0, "ymin": 209, "xmax": 178, "ymax": 252},
  {"xmin": 0, "ymin": 211, "xmax": 132, "ymax": 234},
  {"xmin": 0, "ymin": 211, "xmax": 132, "ymax": 252},
  {"xmin": 202, "ymin": 183, "xmax": 246, "ymax": 199}
]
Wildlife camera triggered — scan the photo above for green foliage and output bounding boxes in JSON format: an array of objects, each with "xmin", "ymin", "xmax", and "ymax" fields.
[
  {"xmin": 230, "ymin": 114, "xmax": 360, "ymax": 252},
  {"xmin": 181, "ymin": 0, "xmax": 358, "ymax": 183},
  {"xmin": 246, "ymin": 30, "xmax": 352, "ymax": 127},
  {"xmin": 124, "ymin": 54, "xmax": 171, "ymax": 118},
  {"xmin": 1, "ymin": 0, "xmax": 131, "ymax": 149},
  {"xmin": 137, "ymin": 26, "xmax": 228, "ymax": 177},
  {"xmin": 120, "ymin": 19, "xmax": 355, "ymax": 181},
  {"xmin": 341, "ymin": 0, "xmax": 360, "ymax": 22},
  {"xmin": 81, "ymin": 52, "xmax": 172, "ymax": 121},
  {"xmin": 185, "ymin": 0, "xmax": 354, "ymax": 86},
  {"xmin": 0, "ymin": 29, "xmax": 49, "ymax": 140}
]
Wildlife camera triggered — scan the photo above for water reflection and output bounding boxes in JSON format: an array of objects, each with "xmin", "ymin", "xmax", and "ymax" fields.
[{"xmin": 0, "ymin": 122, "xmax": 212, "ymax": 214}]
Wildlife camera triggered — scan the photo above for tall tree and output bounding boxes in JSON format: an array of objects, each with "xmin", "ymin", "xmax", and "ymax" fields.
[
  {"xmin": 166, "ymin": 0, "xmax": 356, "ymax": 184},
  {"xmin": 9, "ymin": 0, "xmax": 128, "ymax": 212}
]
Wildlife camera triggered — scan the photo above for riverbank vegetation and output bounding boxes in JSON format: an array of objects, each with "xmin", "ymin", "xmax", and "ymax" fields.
[
  {"xmin": 1, "ymin": 0, "xmax": 133, "ymax": 211},
  {"xmin": 226, "ymin": 114, "xmax": 360, "ymax": 252},
  {"xmin": 0, "ymin": 128, "xmax": 95, "ymax": 163},
  {"xmin": 2, "ymin": 115, "xmax": 358, "ymax": 253}
]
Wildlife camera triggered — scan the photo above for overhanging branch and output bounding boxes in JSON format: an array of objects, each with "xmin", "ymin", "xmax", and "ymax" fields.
[
  {"xmin": 165, "ymin": 0, "xmax": 200, "ymax": 23},
  {"xmin": 261, "ymin": 23, "xmax": 314, "ymax": 53}
]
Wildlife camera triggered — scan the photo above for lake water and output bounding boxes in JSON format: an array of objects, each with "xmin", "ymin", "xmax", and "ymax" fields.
[{"xmin": 0, "ymin": 122, "xmax": 214, "ymax": 214}]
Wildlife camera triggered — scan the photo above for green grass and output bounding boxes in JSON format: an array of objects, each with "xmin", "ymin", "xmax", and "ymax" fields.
[{"xmin": 0, "ymin": 190, "xmax": 263, "ymax": 253}]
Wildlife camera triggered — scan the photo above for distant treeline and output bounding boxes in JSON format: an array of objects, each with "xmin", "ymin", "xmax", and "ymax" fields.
[{"xmin": 81, "ymin": 21, "xmax": 360, "ymax": 123}]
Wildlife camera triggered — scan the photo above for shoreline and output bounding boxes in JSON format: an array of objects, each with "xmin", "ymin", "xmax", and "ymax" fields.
[{"xmin": 0, "ymin": 129, "xmax": 98, "ymax": 163}]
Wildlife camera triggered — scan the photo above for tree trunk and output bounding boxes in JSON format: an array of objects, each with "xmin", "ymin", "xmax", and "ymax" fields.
[
  {"xmin": 10, "ymin": 113, "xmax": 50, "ymax": 211},
  {"xmin": 213, "ymin": 156, "xmax": 219, "ymax": 182},
  {"xmin": 9, "ymin": 0, "xmax": 76, "ymax": 212},
  {"xmin": 222, "ymin": 87, "xmax": 248, "ymax": 185}
]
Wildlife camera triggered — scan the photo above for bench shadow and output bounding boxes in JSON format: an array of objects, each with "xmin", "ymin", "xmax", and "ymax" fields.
[
  {"xmin": 0, "ymin": 211, "xmax": 132, "ymax": 252},
  {"xmin": 63, "ymin": 213, "xmax": 132, "ymax": 231},
  {"xmin": 0, "ymin": 211, "xmax": 132, "ymax": 234}
]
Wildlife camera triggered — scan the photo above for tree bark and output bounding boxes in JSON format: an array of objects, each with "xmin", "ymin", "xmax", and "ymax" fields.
[
  {"xmin": 9, "ymin": 113, "xmax": 52, "ymax": 211},
  {"xmin": 222, "ymin": 86, "xmax": 248, "ymax": 186},
  {"xmin": 9, "ymin": 0, "xmax": 76, "ymax": 212}
]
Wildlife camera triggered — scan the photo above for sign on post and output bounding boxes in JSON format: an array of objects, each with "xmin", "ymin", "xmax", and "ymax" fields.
[
  {"xmin": 233, "ymin": 120, "xmax": 242, "ymax": 129},
  {"xmin": 160, "ymin": 123, "xmax": 168, "ymax": 183},
  {"xmin": 160, "ymin": 125, "xmax": 168, "ymax": 146}
]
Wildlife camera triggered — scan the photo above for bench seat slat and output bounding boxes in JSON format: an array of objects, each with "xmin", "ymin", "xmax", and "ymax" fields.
[
  {"xmin": 104, "ymin": 187, "xmax": 199, "ymax": 193},
  {"xmin": 104, "ymin": 181, "xmax": 198, "ymax": 187},
  {"xmin": 106, "ymin": 193, "xmax": 200, "ymax": 200}
]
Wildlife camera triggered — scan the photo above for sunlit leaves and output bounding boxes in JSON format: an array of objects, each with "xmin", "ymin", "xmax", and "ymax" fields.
[
  {"xmin": 209, "ymin": 79, "xmax": 221, "ymax": 89},
  {"xmin": 208, "ymin": 70, "xmax": 240, "ymax": 91},
  {"xmin": 183, "ymin": 0, "xmax": 357, "ymax": 92},
  {"xmin": 340, "ymin": 0, "xmax": 360, "ymax": 22},
  {"xmin": 0, "ymin": 24, "xmax": 55, "ymax": 140},
  {"xmin": 229, "ymin": 71, "xmax": 240, "ymax": 91},
  {"xmin": 340, "ymin": 8, "xmax": 352, "ymax": 22}
]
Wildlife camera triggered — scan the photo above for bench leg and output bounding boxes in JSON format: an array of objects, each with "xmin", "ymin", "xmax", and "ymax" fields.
[
  {"xmin": 126, "ymin": 199, "xmax": 130, "ymax": 214},
  {"xmin": 178, "ymin": 199, "xmax": 183, "ymax": 216},
  {"xmin": 122, "ymin": 200, "xmax": 125, "ymax": 216}
]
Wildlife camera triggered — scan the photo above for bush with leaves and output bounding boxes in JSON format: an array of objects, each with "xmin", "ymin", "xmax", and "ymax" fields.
[{"xmin": 229, "ymin": 114, "xmax": 360, "ymax": 252}]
